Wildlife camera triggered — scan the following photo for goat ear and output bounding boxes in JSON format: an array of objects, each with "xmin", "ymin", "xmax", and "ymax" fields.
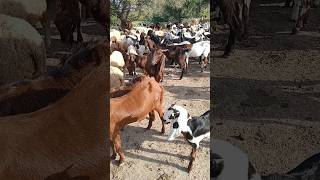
[
  {"xmin": 147, "ymin": 81, "xmax": 152, "ymax": 91},
  {"xmin": 174, "ymin": 111, "xmax": 180, "ymax": 118}
]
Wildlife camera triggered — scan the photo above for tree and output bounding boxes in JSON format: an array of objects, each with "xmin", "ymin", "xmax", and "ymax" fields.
[{"xmin": 110, "ymin": 0, "xmax": 152, "ymax": 29}]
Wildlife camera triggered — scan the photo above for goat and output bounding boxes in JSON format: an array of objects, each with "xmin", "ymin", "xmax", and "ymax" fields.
[
  {"xmin": 261, "ymin": 152, "xmax": 320, "ymax": 179},
  {"xmin": 124, "ymin": 45, "xmax": 139, "ymax": 76},
  {"xmin": 110, "ymin": 66, "xmax": 124, "ymax": 90},
  {"xmin": 0, "ymin": 39, "xmax": 106, "ymax": 117},
  {"xmin": 145, "ymin": 48, "xmax": 166, "ymax": 82},
  {"xmin": 211, "ymin": 139, "xmax": 261, "ymax": 180},
  {"xmin": 110, "ymin": 50, "xmax": 125, "ymax": 68},
  {"xmin": 0, "ymin": 64, "xmax": 108, "ymax": 179},
  {"xmin": 163, "ymin": 105, "xmax": 210, "ymax": 173},
  {"xmin": 186, "ymin": 41, "xmax": 210, "ymax": 72},
  {"xmin": 0, "ymin": 14, "xmax": 46, "ymax": 85},
  {"xmin": 110, "ymin": 76, "xmax": 158, "ymax": 130},
  {"xmin": 162, "ymin": 44, "xmax": 192, "ymax": 79},
  {"xmin": 78, "ymin": 0, "xmax": 109, "ymax": 29},
  {"xmin": 54, "ymin": 0, "xmax": 83, "ymax": 44},
  {"xmin": 147, "ymin": 30, "xmax": 162, "ymax": 45},
  {"xmin": 135, "ymin": 55, "xmax": 148, "ymax": 74},
  {"xmin": 216, "ymin": 0, "xmax": 251, "ymax": 57},
  {"xmin": 291, "ymin": 0, "xmax": 312, "ymax": 34},
  {"xmin": 110, "ymin": 76, "xmax": 165, "ymax": 166},
  {"xmin": 55, "ymin": 0, "xmax": 109, "ymax": 44}
]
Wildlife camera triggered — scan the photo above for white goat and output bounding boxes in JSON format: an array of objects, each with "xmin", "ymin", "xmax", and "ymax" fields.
[
  {"xmin": 211, "ymin": 139, "xmax": 262, "ymax": 180},
  {"xmin": 110, "ymin": 51, "xmax": 125, "ymax": 68}
]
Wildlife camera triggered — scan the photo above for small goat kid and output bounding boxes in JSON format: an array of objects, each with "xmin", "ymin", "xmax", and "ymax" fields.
[{"xmin": 163, "ymin": 105, "xmax": 210, "ymax": 173}]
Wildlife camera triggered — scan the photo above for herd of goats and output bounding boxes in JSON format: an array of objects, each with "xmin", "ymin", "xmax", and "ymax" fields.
[
  {"xmin": 0, "ymin": 0, "xmax": 319, "ymax": 179},
  {"xmin": 109, "ymin": 16, "xmax": 212, "ymax": 173}
]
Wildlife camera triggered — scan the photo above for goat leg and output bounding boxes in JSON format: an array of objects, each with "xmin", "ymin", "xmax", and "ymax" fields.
[
  {"xmin": 187, "ymin": 147, "xmax": 197, "ymax": 173},
  {"xmin": 202, "ymin": 57, "xmax": 208, "ymax": 72},
  {"xmin": 179, "ymin": 67, "xmax": 184, "ymax": 80},
  {"xmin": 222, "ymin": 28, "xmax": 236, "ymax": 57},
  {"xmin": 114, "ymin": 133, "xmax": 125, "ymax": 166},
  {"xmin": 156, "ymin": 108, "xmax": 165, "ymax": 134},
  {"xmin": 292, "ymin": 6, "xmax": 303, "ymax": 34},
  {"xmin": 146, "ymin": 111, "xmax": 155, "ymax": 130},
  {"xmin": 76, "ymin": 20, "xmax": 83, "ymax": 42},
  {"xmin": 110, "ymin": 140, "xmax": 117, "ymax": 160},
  {"xmin": 41, "ymin": 12, "xmax": 51, "ymax": 48}
]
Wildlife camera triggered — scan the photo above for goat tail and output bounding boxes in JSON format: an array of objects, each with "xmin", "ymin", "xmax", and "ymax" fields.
[{"xmin": 159, "ymin": 84, "xmax": 165, "ymax": 108}]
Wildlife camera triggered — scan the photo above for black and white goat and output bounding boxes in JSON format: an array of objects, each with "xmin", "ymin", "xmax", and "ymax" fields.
[
  {"xmin": 211, "ymin": 139, "xmax": 261, "ymax": 180},
  {"xmin": 163, "ymin": 104, "xmax": 210, "ymax": 173}
]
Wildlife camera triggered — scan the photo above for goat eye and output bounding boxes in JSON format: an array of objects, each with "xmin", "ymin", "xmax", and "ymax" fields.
[{"xmin": 173, "ymin": 122, "xmax": 179, "ymax": 128}]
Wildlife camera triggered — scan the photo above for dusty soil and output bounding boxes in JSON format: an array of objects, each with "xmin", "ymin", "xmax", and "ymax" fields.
[
  {"xmin": 110, "ymin": 61, "xmax": 210, "ymax": 179},
  {"xmin": 211, "ymin": 0, "xmax": 320, "ymax": 176}
]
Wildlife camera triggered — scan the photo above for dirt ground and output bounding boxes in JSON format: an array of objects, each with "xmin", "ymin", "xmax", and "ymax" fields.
[
  {"xmin": 110, "ymin": 60, "xmax": 210, "ymax": 179},
  {"xmin": 211, "ymin": 0, "xmax": 320, "ymax": 176}
]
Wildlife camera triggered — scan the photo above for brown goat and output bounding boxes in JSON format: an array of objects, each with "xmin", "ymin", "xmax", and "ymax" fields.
[
  {"xmin": 55, "ymin": 0, "xmax": 109, "ymax": 45},
  {"xmin": 145, "ymin": 36, "xmax": 157, "ymax": 52},
  {"xmin": 54, "ymin": 0, "xmax": 83, "ymax": 44},
  {"xmin": 78, "ymin": 0, "xmax": 109, "ymax": 29},
  {"xmin": 0, "ymin": 64, "xmax": 108, "ymax": 179},
  {"xmin": 110, "ymin": 76, "xmax": 158, "ymax": 130},
  {"xmin": 124, "ymin": 53, "xmax": 137, "ymax": 76},
  {"xmin": 110, "ymin": 76, "xmax": 165, "ymax": 166},
  {"xmin": 135, "ymin": 55, "xmax": 148, "ymax": 73},
  {"xmin": 144, "ymin": 48, "xmax": 166, "ymax": 82},
  {"xmin": 163, "ymin": 44, "xmax": 192, "ymax": 80},
  {"xmin": 216, "ymin": 0, "xmax": 251, "ymax": 57},
  {"xmin": 292, "ymin": 0, "xmax": 312, "ymax": 34},
  {"xmin": 0, "ymin": 40, "xmax": 107, "ymax": 117}
]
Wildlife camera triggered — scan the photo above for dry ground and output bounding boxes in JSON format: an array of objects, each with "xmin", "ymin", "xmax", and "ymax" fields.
[{"xmin": 212, "ymin": 0, "xmax": 320, "ymax": 176}]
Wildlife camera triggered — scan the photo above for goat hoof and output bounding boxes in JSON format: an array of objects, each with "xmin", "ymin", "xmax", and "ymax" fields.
[
  {"xmin": 291, "ymin": 29, "xmax": 298, "ymax": 35},
  {"xmin": 221, "ymin": 53, "xmax": 230, "ymax": 58},
  {"xmin": 118, "ymin": 160, "xmax": 125, "ymax": 166},
  {"xmin": 111, "ymin": 154, "xmax": 117, "ymax": 160},
  {"xmin": 187, "ymin": 166, "xmax": 192, "ymax": 173}
]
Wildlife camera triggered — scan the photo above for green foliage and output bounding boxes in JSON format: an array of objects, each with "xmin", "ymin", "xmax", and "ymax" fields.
[
  {"xmin": 110, "ymin": 0, "xmax": 210, "ymax": 26},
  {"xmin": 111, "ymin": 15, "xmax": 119, "ymax": 27}
]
